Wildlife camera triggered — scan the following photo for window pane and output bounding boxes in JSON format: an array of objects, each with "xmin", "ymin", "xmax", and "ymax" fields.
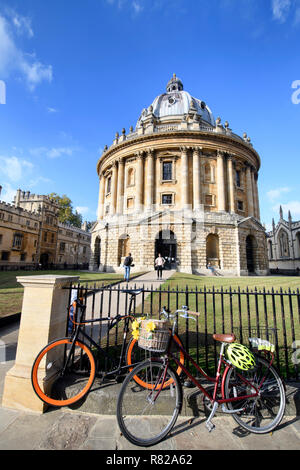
[
  {"xmin": 162, "ymin": 162, "xmax": 172, "ymax": 180},
  {"xmin": 162, "ymin": 194, "xmax": 173, "ymax": 204}
]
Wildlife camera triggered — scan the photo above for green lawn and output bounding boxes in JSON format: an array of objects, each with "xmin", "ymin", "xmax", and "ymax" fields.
[
  {"xmin": 142, "ymin": 272, "xmax": 300, "ymax": 378},
  {"xmin": 0, "ymin": 270, "xmax": 125, "ymax": 319}
]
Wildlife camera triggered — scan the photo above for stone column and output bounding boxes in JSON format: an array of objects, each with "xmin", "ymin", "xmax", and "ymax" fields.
[
  {"xmin": 2, "ymin": 275, "xmax": 79, "ymax": 412},
  {"xmin": 181, "ymin": 147, "xmax": 189, "ymax": 209},
  {"xmin": 116, "ymin": 157, "xmax": 125, "ymax": 215},
  {"xmin": 227, "ymin": 154, "xmax": 235, "ymax": 213},
  {"xmin": 98, "ymin": 173, "xmax": 105, "ymax": 220},
  {"xmin": 217, "ymin": 151, "xmax": 226, "ymax": 211},
  {"xmin": 110, "ymin": 163, "xmax": 118, "ymax": 216},
  {"xmin": 192, "ymin": 147, "xmax": 202, "ymax": 210},
  {"xmin": 145, "ymin": 149, "xmax": 154, "ymax": 211},
  {"xmin": 246, "ymin": 164, "xmax": 254, "ymax": 217},
  {"xmin": 136, "ymin": 152, "xmax": 144, "ymax": 212},
  {"xmin": 251, "ymin": 169, "xmax": 257, "ymax": 219},
  {"xmin": 254, "ymin": 173, "xmax": 261, "ymax": 221}
]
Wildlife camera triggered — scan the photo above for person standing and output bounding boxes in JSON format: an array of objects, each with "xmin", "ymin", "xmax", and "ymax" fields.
[
  {"xmin": 155, "ymin": 253, "xmax": 165, "ymax": 280},
  {"xmin": 123, "ymin": 253, "xmax": 133, "ymax": 282}
]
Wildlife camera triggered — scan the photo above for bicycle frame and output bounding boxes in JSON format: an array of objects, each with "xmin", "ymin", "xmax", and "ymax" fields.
[
  {"xmin": 164, "ymin": 334, "xmax": 271, "ymax": 406},
  {"xmin": 67, "ymin": 295, "xmax": 142, "ymax": 377}
]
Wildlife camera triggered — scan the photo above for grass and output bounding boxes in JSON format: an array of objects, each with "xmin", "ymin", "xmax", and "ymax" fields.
[
  {"xmin": 141, "ymin": 272, "xmax": 300, "ymax": 379},
  {"xmin": 0, "ymin": 270, "xmax": 125, "ymax": 319}
]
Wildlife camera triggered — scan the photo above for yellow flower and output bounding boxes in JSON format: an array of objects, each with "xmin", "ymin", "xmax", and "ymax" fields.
[
  {"xmin": 132, "ymin": 329, "xmax": 140, "ymax": 340},
  {"xmin": 146, "ymin": 321, "xmax": 156, "ymax": 332},
  {"xmin": 132, "ymin": 320, "xmax": 140, "ymax": 331}
]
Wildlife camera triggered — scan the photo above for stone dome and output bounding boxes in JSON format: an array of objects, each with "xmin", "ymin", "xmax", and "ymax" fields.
[{"xmin": 136, "ymin": 74, "xmax": 215, "ymax": 128}]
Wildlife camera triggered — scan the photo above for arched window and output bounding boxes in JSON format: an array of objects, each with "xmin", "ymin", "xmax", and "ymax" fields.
[
  {"xmin": 278, "ymin": 230, "xmax": 290, "ymax": 257},
  {"xmin": 206, "ymin": 233, "xmax": 219, "ymax": 267},
  {"xmin": 118, "ymin": 235, "xmax": 130, "ymax": 265},
  {"xmin": 127, "ymin": 168, "xmax": 135, "ymax": 186},
  {"xmin": 204, "ymin": 163, "xmax": 215, "ymax": 183},
  {"xmin": 268, "ymin": 240, "xmax": 273, "ymax": 259}
]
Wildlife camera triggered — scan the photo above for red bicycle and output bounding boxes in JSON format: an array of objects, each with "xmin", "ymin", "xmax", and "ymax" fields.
[{"xmin": 117, "ymin": 308, "xmax": 286, "ymax": 447}]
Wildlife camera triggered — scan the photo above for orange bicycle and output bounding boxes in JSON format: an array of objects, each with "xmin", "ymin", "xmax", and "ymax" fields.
[{"xmin": 31, "ymin": 289, "xmax": 184, "ymax": 407}]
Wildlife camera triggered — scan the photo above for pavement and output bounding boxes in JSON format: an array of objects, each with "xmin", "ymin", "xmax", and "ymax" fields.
[{"xmin": 0, "ymin": 271, "xmax": 299, "ymax": 453}]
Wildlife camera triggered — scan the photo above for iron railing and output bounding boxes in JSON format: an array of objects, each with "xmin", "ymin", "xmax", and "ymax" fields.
[{"xmin": 66, "ymin": 283, "xmax": 300, "ymax": 380}]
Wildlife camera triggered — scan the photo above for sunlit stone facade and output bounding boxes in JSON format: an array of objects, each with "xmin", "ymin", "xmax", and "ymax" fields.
[{"xmin": 90, "ymin": 75, "xmax": 268, "ymax": 275}]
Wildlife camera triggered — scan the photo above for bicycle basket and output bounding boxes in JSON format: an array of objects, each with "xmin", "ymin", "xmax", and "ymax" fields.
[
  {"xmin": 138, "ymin": 319, "xmax": 170, "ymax": 353},
  {"xmin": 233, "ymin": 326, "xmax": 278, "ymax": 353}
]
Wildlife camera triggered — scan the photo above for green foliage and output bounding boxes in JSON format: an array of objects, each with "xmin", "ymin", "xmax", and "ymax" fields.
[{"xmin": 48, "ymin": 192, "xmax": 83, "ymax": 228}]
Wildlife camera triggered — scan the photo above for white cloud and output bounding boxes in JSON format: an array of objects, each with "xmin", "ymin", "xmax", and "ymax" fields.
[
  {"xmin": 46, "ymin": 147, "xmax": 73, "ymax": 158},
  {"xmin": 0, "ymin": 155, "xmax": 33, "ymax": 182},
  {"xmin": 30, "ymin": 146, "xmax": 74, "ymax": 158},
  {"xmin": 0, "ymin": 182, "xmax": 16, "ymax": 203},
  {"xmin": 28, "ymin": 176, "xmax": 52, "ymax": 188},
  {"xmin": 106, "ymin": 0, "xmax": 144, "ymax": 14},
  {"xmin": 272, "ymin": 201, "xmax": 300, "ymax": 217},
  {"xmin": 76, "ymin": 206, "xmax": 90, "ymax": 216},
  {"xmin": 11, "ymin": 13, "xmax": 34, "ymax": 38},
  {"xmin": 132, "ymin": 1, "xmax": 143, "ymax": 14},
  {"xmin": 271, "ymin": 0, "xmax": 291, "ymax": 23},
  {"xmin": 0, "ymin": 13, "xmax": 52, "ymax": 90},
  {"xmin": 266, "ymin": 186, "xmax": 291, "ymax": 201},
  {"xmin": 47, "ymin": 107, "xmax": 58, "ymax": 113}
]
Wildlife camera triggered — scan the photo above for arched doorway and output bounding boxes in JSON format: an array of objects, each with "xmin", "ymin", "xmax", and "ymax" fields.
[
  {"xmin": 118, "ymin": 234, "xmax": 130, "ymax": 265},
  {"xmin": 94, "ymin": 237, "xmax": 101, "ymax": 269},
  {"xmin": 246, "ymin": 235, "xmax": 256, "ymax": 273},
  {"xmin": 206, "ymin": 234, "xmax": 220, "ymax": 268},
  {"xmin": 155, "ymin": 230, "xmax": 177, "ymax": 269}
]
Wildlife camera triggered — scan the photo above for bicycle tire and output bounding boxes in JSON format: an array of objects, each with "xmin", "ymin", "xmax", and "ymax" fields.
[
  {"xmin": 223, "ymin": 355, "xmax": 285, "ymax": 434},
  {"xmin": 31, "ymin": 337, "xmax": 96, "ymax": 407},
  {"xmin": 126, "ymin": 331, "xmax": 185, "ymax": 389},
  {"xmin": 117, "ymin": 359, "xmax": 182, "ymax": 447}
]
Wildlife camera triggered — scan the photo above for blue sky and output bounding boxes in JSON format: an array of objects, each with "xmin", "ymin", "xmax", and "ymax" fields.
[{"xmin": 0, "ymin": 0, "xmax": 299, "ymax": 229}]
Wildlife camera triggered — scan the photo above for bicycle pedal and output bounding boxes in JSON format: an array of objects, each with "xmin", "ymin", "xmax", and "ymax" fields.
[
  {"xmin": 205, "ymin": 421, "xmax": 215, "ymax": 433},
  {"xmin": 183, "ymin": 379, "xmax": 194, "ymax": 388}
]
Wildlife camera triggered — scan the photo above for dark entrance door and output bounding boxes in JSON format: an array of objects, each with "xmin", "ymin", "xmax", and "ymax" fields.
[
  {"xmin": 155, "ymin": 230, "xmax": 177, "ymax": 269},
  {"xmin": 246, "ymin": 235, "xmax": 255, "ymax": 273},
  {"xmin": 40, "ymin": 253, "xmax": 49, "ymax": 269}
]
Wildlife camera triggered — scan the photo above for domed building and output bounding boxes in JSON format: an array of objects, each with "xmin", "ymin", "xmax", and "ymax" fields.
[{"xmin": 90, "ymin": 75, "xmax": 268, "ymax": 275}]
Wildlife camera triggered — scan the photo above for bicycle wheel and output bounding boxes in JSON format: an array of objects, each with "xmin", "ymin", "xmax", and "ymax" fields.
[
  {"xmin": 31, "ymin": 337, "xmax": 96, "ymax": 407},
  {"xmin": 126, "ymin": 332, "xmax": 185, "ymax": 389},
  {"xmin": 223, "ymin": 355, "xmax": 285, "ymax": 434},
  {"xmin": 117, "ymin": 360, "xmax": 182, "ymax": 447}
]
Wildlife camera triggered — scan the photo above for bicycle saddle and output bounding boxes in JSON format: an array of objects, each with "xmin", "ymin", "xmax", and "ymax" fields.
[{"xmin": 213, "ymin": 333, "xmax": 236, "ymax": 343}]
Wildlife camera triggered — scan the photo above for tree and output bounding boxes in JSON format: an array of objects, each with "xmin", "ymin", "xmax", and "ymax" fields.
[
  {"xmin": 48, "ymin": 193, "xmax": 83, "ymax": 228},
  {"xmin": 86, "ymin": 220, "xmax": 97, "ymax": 231}
]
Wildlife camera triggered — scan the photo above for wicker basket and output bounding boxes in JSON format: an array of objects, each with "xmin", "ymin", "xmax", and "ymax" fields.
[{"xmin": 138, "ymin": 319, "xmax": 170, "ymax": 352}]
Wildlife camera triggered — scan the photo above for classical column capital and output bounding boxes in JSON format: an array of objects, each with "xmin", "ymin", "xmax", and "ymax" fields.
[
  {"xmin": 146, "ymin": 148, "xmax": 155, "ymax": 158},
  {"xmin": 217, "ymin": 149, "xmax": 225, "ymax": 158},
  {"xmin": 180, "ymin": 146, "xmax": 188, "ymax": 154},
  {"xmin": 135, "ymin": 150, "xmax": 144, "ymax": 160},
  {"xmin": 191, "ymin": 146, "xmax": 202, "ymax": 155}
]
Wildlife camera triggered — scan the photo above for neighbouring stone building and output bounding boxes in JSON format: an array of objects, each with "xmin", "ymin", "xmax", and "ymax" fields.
[
  {"xmin": 90, "ymin": 74, "xmax": 268, "ymax": 276},
  {"xmin": 0, "ymin": 187, "xmax": 91, "ymax": 269},
  {"xmin": 267, "ymin": 207, "xmax": 300, "ymax": 274}
]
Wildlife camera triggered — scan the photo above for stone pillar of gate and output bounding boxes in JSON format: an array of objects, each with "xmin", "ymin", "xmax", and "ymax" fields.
[{"xmin": 2, "ymin": 275, "xmax": 79, "ymax": 413}]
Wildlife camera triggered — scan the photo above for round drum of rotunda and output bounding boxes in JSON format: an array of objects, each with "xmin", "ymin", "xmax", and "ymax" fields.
[{"xmin": 90, "ymin": 74, "xmax": 268, "ymax": 276}]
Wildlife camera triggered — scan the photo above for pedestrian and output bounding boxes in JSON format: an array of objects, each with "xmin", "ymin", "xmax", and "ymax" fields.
[
  {"xmin": 155, "ymin": 253, "xmax": 165, "ymax": 280},
  {"xmin": 123, "ymin": 252, "xmax": 133, "ymax": 282}
]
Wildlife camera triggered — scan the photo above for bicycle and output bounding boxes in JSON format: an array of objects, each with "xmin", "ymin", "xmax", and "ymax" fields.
[
  {"xmin": 117, "ymin": 307, "xmax": 286, "ymax": 447},
  {"xmin": 31, "ymin": 288, "xmax": 184, "ymax": 407}
]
